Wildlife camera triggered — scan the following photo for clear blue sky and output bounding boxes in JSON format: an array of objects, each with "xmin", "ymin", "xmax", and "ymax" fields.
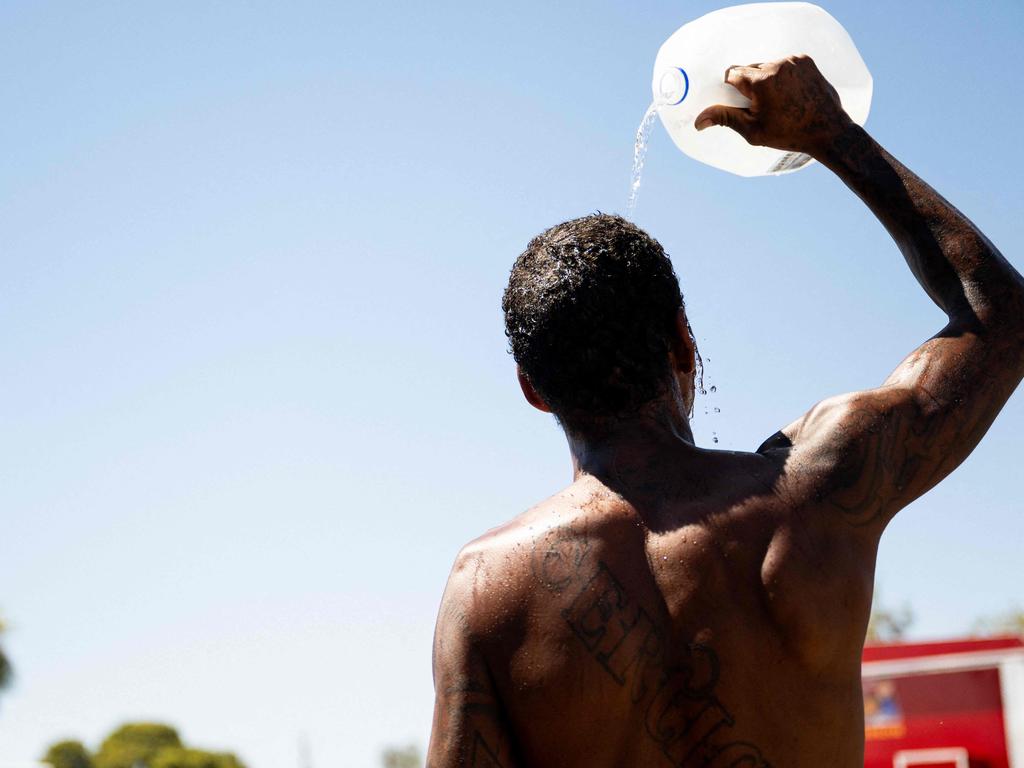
[{"xmin": 2, "ymin": 1, "xmax": 1021, "ymax": 766}]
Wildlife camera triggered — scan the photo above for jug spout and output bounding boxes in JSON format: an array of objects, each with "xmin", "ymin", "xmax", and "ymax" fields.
[{"xmin": 657, "ymin": 67, "xmax": 689, "ymax": 106}]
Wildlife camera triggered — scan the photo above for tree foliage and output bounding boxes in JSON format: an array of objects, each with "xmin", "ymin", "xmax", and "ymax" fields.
[
  {"xmin": 45, "ymin": 723, "xmax": 246, "ymax": 768},
  {"xmin": 43, "ymin": 740, "xmax": 95, "ymax": 768},
  {"xmin": 150, "ymin": 748, "xmax": 245, "ymax": 768},
  {"xmin": 94, "ymin": 723, "xmax": 182, "ymax": 768},
  {"xmin": 381, "ymin": 744, "xmax": 422, "ymax": 768}
]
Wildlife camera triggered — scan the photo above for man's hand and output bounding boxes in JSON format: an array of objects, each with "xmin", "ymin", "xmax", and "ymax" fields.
[{"xmin": 694, "ymin": 55, "xmax": 852, "ymax": 157}]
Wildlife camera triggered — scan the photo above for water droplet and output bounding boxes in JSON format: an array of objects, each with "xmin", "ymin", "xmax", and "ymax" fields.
[
  {"xmin": 713, "ymin": 407, "xmax": 721, "ymax": 413},
  {"xmin": 712, "ymin": 433, "xmax": 719, "ymax": 444},
  {"xmin": 709, "ymin": 385, "xmax": 717, "ymax": 394}
]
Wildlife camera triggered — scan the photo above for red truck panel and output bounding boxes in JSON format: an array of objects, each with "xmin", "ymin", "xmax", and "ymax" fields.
[
  {"xmin": 862, "ymin": 637, "xmax": 1024, "ymax": 768},
  {"xmin": 864, "ymin": 669, "xmax": 1008, "ymax": 767}
]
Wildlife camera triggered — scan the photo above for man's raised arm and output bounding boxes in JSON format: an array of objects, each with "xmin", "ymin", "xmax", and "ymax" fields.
[{"xmin": 697, "ymin": 56, "xmax": 1024, "ymax": 533}]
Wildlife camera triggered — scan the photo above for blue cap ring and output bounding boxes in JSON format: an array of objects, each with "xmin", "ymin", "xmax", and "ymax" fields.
[{"xmin": 669, "ymin": 67, "xmax": 690, "ymax": 105}]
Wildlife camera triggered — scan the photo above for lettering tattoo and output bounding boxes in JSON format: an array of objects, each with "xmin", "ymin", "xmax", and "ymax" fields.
[
  {"xmin": 531, "ymin": 521, "xmax": 593, "ymax": 592},
  {"xmin": 532, "ymin": 529, "xmax": 773, "ymax": 768}
]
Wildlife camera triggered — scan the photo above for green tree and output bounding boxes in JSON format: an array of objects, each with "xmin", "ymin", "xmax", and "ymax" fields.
[
  {"xmin": 45, "ymin": 723, "xmax": 246, "ymax": 768},
  {"xmin": 43, "ymin": 740, "xmax": 94, "ymax": 768},
  {"xmin": 381, "ymin": 744, "xmax": 421, "ymax": 768},
  {"xmin": 150, "ymin": 748, "xmax": 245, "ymax": 768},
  {"xmin": 94, "ymin": 723, "xmax": 182, "ymax": 768}
]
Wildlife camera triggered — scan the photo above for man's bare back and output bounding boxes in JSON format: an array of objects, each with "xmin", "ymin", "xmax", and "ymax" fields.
[{"xmin": 428, "ymin": 57, "xmax": 1024, "ymax": 767}]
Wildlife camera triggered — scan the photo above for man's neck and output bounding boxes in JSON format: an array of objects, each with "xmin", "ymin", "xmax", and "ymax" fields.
[{"xmin": 567, "ymin": 403, "xmax": 696, "ymax": 483}]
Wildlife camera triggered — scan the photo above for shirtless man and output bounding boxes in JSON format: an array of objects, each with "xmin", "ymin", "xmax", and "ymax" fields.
[{"xmin": 427, "ymin": 56, "xmax": 1024, "ymax": 767}]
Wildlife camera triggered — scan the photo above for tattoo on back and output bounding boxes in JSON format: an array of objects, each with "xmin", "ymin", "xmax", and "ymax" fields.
[{"xmin": 533, "ymin": 528, "xmax": 773, "ymax": 768}]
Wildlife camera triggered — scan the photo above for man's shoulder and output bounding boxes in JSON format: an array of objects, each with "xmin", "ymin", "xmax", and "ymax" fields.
[
  {"xmin": 450, "ymin": 489, "xmax": 583, "ymax": 587},
  {"xmin": 442, "ymin": 484, "xmax": 628, "ymax": 633},
  {"xmin": 454, "ymin": 492, "xmax": 559, "ymax": 562},
  {"xmin": 435, "ymin": 502, "xmax": 548, "ymax": 654}
]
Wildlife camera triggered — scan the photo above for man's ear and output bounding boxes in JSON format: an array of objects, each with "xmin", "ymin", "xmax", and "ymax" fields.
[
  {"xmin": 517, "ymin": 367, "xmax": 553, "ymax": 413},
  {"xmin": 670, "ymin": 307, "xmax": 696, "ymax": 374}
]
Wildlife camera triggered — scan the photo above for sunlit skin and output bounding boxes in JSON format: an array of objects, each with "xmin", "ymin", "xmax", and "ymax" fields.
[{"xmin": 427, "ymin": 57, "xmax": 1024, "ymax": 767}]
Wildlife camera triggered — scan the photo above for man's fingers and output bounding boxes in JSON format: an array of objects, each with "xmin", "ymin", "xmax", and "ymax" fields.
[
  {"xmin": 724, "ymin": 65, "xmax": 764, "ymax": 98},
  {"xmin": 694, "ymin": 105, "xmax": 757, "ymax": 142}
]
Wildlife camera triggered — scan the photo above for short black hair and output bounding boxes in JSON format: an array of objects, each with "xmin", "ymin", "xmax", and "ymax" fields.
[{"xmin": 502, "ymin": 213, "xmax": 687, "ymax": 434}]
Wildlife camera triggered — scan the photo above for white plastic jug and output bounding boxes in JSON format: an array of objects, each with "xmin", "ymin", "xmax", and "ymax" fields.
[{"xmin": 652, "ymin": 2, "xmax": 872, "ymax": 177}]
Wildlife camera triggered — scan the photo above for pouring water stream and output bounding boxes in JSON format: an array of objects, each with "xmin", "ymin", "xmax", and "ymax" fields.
[
  {"xmin": 626, "ymin": 101, "xmax": 723, "ymax": 444},
  {"xmin": 625, "ymin": 100, "xmax": 663, "ymax": 220}
]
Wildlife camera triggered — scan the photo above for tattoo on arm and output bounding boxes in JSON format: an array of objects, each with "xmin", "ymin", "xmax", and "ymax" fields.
[
  {"xmin": 824, "ymin": 124, "xmax": 1024, "ymax": 326},
  {"xmin": 824, "ymin": 404, "xmax": 941, "ymax": 528},
  {"xmin": 429, "ymin": 594, "xmax": 520, "ymax": 767},
  {"xmin": 430, "ymin": 672, "xmax": 519, "ymax": 767},
  {"xmin": 812, "ymin": 333, "xmax": 1016, "ymax": 530}
]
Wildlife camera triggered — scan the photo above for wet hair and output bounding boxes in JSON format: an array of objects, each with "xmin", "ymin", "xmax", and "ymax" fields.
[{"xmin": 502, "ymin": 213, "xmax": 688, "ymax": 434}]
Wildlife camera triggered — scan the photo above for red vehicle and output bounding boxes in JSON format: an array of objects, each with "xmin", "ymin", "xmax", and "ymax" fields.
[{"xmin": 862, "ymin": 636, "xmax": 1024, "ymax": 768}]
